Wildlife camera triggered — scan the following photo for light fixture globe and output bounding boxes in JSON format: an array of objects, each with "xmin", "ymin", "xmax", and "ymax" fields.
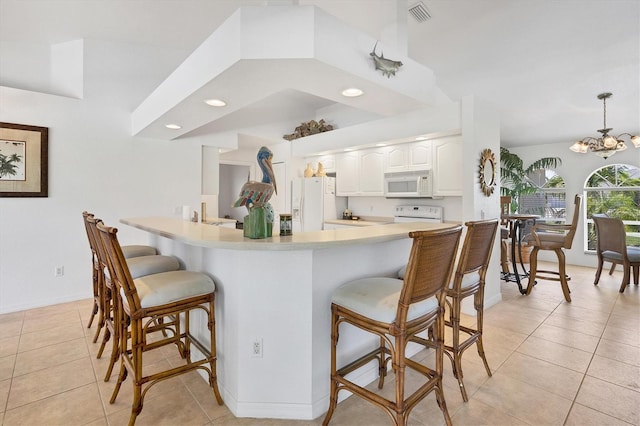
[{"xmin": 570, "ymin": 92, "xmax": 639, "ymax": 159}]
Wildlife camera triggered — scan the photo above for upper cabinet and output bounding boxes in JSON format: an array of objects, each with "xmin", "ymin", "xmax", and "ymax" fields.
[
  {"xmin": 331, "ymin": 136, "xmax": 461, "ymax": 197},
  {"xmin": 336, "ymin": 148, "xmax": 385, "ymax": 196},
  {"xmin": 335, "ymin": 152, "xmax": 359, "ymax": 196},
  {"xmin": 432, "ymin": 136, "xmax": 462, "ymax": 196},
  {"xmin": 304, "ymin": 154, "xmax": 336, "ymax": 174},
  {"xmin": 384, "ymin": 141, "xmax": 432, "ymax": 172}
]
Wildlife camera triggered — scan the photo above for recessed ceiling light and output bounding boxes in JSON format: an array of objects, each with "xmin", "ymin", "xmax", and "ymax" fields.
[
  {"xmin": 165, "ymin": 124, "xmax": 182, "ymax": 130},
  {"xmin": 341, "ymin": 88, "xmax": 363, "ymax": 97},
  {"xmin": 204, "ymin": 99, "xmax": 227, "ymax": 107}
]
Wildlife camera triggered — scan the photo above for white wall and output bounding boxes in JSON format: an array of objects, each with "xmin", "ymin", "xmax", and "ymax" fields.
[
  {"xmin": 506, "ymin": 139, "xmax": 640, "ymax": 267},
  {"xmin": 0, "ymin": 86, "xmax": 202, "ymax": 313}
]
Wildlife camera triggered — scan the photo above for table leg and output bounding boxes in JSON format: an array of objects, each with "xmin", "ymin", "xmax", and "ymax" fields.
[{"xmin": 501, "ymin": 219, "xmax": 528, "ymax": 294}]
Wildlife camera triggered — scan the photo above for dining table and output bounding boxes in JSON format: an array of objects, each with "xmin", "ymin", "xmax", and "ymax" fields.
[{"xmin": 500, "ymin": 213, "xmax": 540, "ymax": 294}]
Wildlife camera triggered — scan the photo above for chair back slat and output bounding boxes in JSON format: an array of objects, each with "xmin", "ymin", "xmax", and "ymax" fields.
[
  {"xmin": 96, "ymin": 222, "xmax": 142, "ymax": 313},
  {"xmin": 452, "ymin": 220, "xmax": 499, "ymax": 290},
  {"xmin": 398, "ymin": 226, "xmax": 462, "ymax": 318}
]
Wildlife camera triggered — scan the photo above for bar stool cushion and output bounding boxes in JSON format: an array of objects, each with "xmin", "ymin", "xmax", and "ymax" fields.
[
  {"xmin": 104, "ymin": 255, "xmax": 180, "ymax": 280},
  {"xmin": 131, "ymin": 271, "xmax": 216, "ymax": 309},
  {"xmin": 451, "ymin": 271, "xmax": 481, "ymax": 290},
  {"xmin": 122, "ymin": 245, "xmax": 157, "ymax": 258},
  {"xmin": 127, "ymin": 255, "xmax": 180, "ymax": 278},
  {"xmin": 332, "ymin": 277, "xmax": 438, "ymax": 323}
]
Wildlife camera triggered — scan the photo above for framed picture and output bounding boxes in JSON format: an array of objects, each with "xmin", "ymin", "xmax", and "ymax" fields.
[{"xmin": 0, "ymin": 122, "xmax": 48, "ymax": 197}]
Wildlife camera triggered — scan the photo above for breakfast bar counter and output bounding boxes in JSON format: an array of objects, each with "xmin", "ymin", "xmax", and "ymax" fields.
[{"xmin": 120, "ymin": 216, "xmax": 458, "ymax": 420}]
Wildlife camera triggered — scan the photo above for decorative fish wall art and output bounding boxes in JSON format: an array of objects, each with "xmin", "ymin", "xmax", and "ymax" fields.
[{"xmin": 370, "ymin": 42, "xmax": 403, "ymax": 78}]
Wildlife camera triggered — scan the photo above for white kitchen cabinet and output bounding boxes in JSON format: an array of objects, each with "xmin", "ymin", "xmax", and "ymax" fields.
[
  {"xmin": 313, "ymin": 154, "xmax": 336, "ymax": 173},
  {"xmin": 433, "ymin": 136, "xmax": 462, "ymax": 196},
  {"xmin": 384, "ymin": 140, "xmax": 432, "ymax": 172},
  {"xmin": 408, "ymin": 141, "xmax": 432, "ymax": 170},
  {"xmin": 336, "ymin": 152, "xmax": 359, "ymax": 196},
  {"xmin": 385, "ymin": 145, "xmax": 408, "ymax": 172},
  {"xmin": 336, "ymin": 148, "xmax": 385, "ymax": 196},
  {"xmin": 359, "ymin": 149, "xmax": 385, "ymax": 195}
]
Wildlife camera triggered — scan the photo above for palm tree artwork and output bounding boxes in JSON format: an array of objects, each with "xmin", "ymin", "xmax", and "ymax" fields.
[{"xmin": 0, "ymin": 140, "xmax": 25, "ymax": 180}]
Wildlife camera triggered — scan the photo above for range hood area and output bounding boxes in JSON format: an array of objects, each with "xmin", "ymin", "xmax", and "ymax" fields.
[{"xmin": 131, "ymin": 5, "xmax": 442, "ymax": 142}]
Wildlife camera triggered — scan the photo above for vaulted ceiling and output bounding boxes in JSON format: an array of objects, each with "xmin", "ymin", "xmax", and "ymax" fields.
[{"xmin": 1, "ymin": 0, "xmax": 638, "ymax": 149}]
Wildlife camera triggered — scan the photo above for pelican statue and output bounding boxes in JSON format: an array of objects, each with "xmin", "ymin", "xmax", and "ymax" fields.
[{"xmin": 232, "ymin": 146, "xmax": 278, "ymax": 210}]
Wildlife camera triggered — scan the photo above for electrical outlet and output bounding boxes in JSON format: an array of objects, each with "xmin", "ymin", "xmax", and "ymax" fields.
[
  {"xmin": 251, "ymin": 337, "xmax": 263, "ymax": 358},
  {"xmin": 54, "ymin": 266, "xmax": 64, "ymax": 277}
]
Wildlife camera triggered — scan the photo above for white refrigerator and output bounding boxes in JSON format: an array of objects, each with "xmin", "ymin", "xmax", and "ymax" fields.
[{"xmin": 291, "ymin": 177, "xmax": 340, "ymax": 232}]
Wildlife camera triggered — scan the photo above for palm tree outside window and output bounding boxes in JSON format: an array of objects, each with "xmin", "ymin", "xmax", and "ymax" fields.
[{"xmin": 584, "ymin": 164, "xmax": 640, "ymax": 251}]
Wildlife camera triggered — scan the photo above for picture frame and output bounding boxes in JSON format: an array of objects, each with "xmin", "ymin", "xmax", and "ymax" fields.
[{"xmin": 0, "ymin": 122, "xmax": 49, "ymax": 197}]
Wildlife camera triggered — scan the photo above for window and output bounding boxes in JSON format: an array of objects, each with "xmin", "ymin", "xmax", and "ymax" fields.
[
  {"xmin": 584, "ymin": 164, "xmax": 640, "ymax": 251},
  {"xmin": 518, "ymin": 169, "xmax": 566, "ymax": 223}
]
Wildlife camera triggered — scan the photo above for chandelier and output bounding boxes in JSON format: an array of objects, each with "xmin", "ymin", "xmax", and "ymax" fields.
[{"xmin": 569, "ymin": 92, "xmax": 640, "ymax": 159}]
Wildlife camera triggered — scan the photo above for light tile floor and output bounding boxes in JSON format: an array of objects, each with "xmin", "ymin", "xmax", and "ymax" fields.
[{"xmin": 0, "ymin": 262, "xmax": 638, "ymax": 425}]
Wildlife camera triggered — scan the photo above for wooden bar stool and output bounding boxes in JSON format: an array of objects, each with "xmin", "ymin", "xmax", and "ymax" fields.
[
  {"xmin": 85, "ymin": 214, "xmax": 181, "ymax": 381},
  {"xmin": 323, "ymin": 226, "xmax": 462, "ymax": 426},
  {"xmin": 96, "ymin": 222, "xmax": 223, "ymax": 425},
  {"xmin": 526, "ymin": 195, "xmax": 582, "ymax": 302},
  {"xmin": 82, "ymin": 211, "xmax": 158, "ymax": 342},
  {"xmin": 441, "ymin": 219, "xmax": 498, "ymax": 401}
]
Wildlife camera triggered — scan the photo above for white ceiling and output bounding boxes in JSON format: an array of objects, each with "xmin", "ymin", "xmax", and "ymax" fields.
[{"xmin": 1, "ymin": 0, "xmax": 638, "ymax": 149}]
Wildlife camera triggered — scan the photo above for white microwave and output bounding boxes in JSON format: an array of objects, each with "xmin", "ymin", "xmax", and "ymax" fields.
[{"xmin": 384, "ymin": 170, "xmax": 433, "ymax": 198}]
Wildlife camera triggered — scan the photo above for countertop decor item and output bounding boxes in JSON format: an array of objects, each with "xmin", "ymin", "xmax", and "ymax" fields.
[
  {"xmin": 304, "ymin": 163, "xmax": 314, "ymax": 177},
  {"xmin": 315, "ymin": 162, "xmax": 326, "ymax": 177},
  {"xmin": 370, "ymin": 41, "xmax": 403, "ymax": 78},
  {"xmin": 569, "ymin": 92, "xmax": 640, "ymax": 159},
  {"xmin": 283, "ymin": 119, "xmax": 334, "ymax": 141},
  {"xmin": 232, "ymin": 146, "xmax": 277, "ymax": 239}
]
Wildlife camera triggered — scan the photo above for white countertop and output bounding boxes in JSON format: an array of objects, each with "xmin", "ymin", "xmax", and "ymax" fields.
[
  {"xmin": 324, "ymin": 218, "xmax": 394, "ymax": 227},
  {"xmin": 121, "ymin": 216, "xmax": 458, "ymax": 251}
]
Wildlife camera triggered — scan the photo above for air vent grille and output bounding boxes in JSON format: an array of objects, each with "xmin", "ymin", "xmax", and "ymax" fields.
[{"xmin": 409, "ymin": 1, "xmax": 431, "ymax": 22}]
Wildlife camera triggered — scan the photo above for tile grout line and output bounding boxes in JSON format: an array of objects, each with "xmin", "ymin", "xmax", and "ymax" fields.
[
  {"xmin": 81, "ymin": 306, "xmax": 112, "ymax": 426},
  {"xmin": 560, "ymin": 289, "xmax": 623, "ymax": 426}
]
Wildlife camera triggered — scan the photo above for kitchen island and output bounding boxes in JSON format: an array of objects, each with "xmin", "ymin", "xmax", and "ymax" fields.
[{"xmin": 120, "ymin": 216, "xmax": 459, "ymax": 420}]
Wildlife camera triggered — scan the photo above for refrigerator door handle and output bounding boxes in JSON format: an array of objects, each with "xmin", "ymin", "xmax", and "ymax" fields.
[{"xmin": 300, "ymin": 192, "xmax": 304, "ymax": 231}]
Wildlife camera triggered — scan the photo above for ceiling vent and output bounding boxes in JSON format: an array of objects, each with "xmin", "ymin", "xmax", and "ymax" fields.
[{"xmin": 409, "ymin": 2, "xmax": 431, "ymax": 22}]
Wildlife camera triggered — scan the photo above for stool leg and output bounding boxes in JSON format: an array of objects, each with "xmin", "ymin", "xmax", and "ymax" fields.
[
  {"xmin": 556, "ymin": 249, "xmax": 571, "ymax": 302},
  {"xmin": 323, "ymin": 307, "xmax": 340, "ymax": 426},
  {"xmin": 206, "ymin": 302, "xmax": 224, "ymax": 405},
  {"xmin": 526, "ymin": 247, "xmax": 539, "ymax": 295},
  {"xmin": 475, "ymin": 289, "xmax": 492, "ymax": 378}
]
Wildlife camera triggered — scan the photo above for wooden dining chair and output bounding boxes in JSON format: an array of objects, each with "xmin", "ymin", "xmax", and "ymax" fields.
[
  {"xmin": 323, "ymin": 226, "xmax": 462, "ymax": 426},
  {"xmin": 96, "ymin": 222, "xmax": 223, "ymax": 425},
  {"xmin": 592, "ymin": 214, "xmax": 640, "ymax": 293},
  {"xmin": 526, "ymin": 194, "xmax": 581, "ymax": 302}
]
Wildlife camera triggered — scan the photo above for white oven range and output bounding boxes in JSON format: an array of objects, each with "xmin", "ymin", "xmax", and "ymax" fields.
[{"xmin": 393, "ymin": 205, "xmax": 443, "ymax": 223}]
